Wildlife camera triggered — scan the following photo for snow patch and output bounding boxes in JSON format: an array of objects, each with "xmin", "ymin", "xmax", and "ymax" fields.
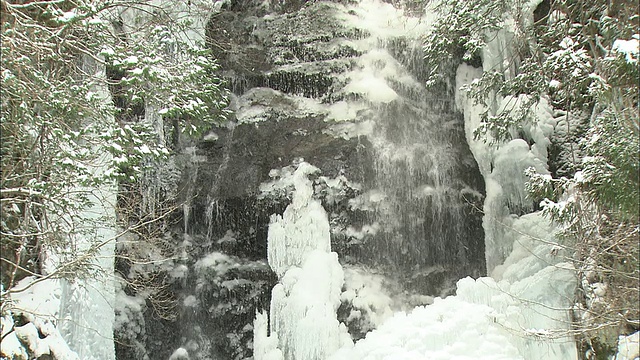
[
  {"xmin": 1, "ymin": 278, "xmax": 80, "ymax": 360},
  {"xmin": 612, "ymin": 35, "xmax": 639, "ymax": 64},
  {"xmin": 169, "ymin": 347, "xmax": 190, "ymax": 360},
  {"xmin": 343, "ymin": 76, "xmax": 398, "ymax": 103}
]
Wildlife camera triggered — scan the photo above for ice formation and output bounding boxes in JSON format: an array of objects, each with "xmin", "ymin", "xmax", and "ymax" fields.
[
  {"xmin": 616, "ymin": 332, "xmax": 640, "ymax": 360},
  {"xmin": 329, "ymin": 213, "xmax": 578, "ymax": 360},
  {"xmin": 267, "ymin": 162, "xmax": 332, "ymax": 277},
  {"xmin": 57, "ymin": 179, "xmax": 117, "ymax": 360},
  {"xmin": 255, "ymin": 162, "xmax": 351, "ymax": 360}
]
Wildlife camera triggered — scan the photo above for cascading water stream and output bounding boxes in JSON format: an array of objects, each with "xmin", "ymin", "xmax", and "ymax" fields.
[
  {"xmin": 335, "ymin": 2, "xmax": 486, "ymax": 297},
  {"xmin": 253, "ymin": 1, "xmax": 488, "ymax": 357},
  {"xmin": 365, "ymin": 99, "xmax": 485, "ymax": 293}
]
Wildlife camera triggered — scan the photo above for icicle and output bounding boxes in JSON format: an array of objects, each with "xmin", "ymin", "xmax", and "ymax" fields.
[{"xmin": 254, "ymin": 311, "xmax": 283, "ymax": 360}]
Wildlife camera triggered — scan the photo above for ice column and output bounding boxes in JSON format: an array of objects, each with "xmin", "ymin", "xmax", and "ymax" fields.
[
  {"xmin": 57, "ymin": 56, "xmax": 117, "ymax": 360},
  {"xmin": 58, "ymin": 182, "xmax": 117, "ymax": 360},
  {"xmin": 255, "ymin": 162, "xmax": 351, "ymax": 360}
]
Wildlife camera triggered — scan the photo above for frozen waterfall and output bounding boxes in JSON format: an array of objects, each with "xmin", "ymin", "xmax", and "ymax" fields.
[
  {"xmin": 57, "ymin": 169, "xmax": 117, "ymax": 360},
  {"xmin": 255, "ymin": 162, "xmax": 351, "ymax": 360},
  {"xmin": 3, "ymin": 56, "xmax": 118, "ymax": 360}
]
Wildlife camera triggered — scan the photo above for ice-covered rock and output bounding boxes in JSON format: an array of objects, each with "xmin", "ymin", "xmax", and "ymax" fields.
[{"xmin": 616, "ymin": 332, "xmax": 640, "ymax": 360}]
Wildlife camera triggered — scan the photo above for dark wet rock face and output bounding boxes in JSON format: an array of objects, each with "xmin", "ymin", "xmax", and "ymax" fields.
[{"xmin": 122, "ymin": 1, "xmax": 487, "ymax": 359}]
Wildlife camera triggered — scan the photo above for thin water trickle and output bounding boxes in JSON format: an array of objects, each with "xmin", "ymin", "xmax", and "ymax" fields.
[{"xmin": 205, "ymin": 122, "xmax": 237, "ymax": 240}]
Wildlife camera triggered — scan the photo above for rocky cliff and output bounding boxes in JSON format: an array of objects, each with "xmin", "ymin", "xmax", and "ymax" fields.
[{"xmin": 119, "ymin": 2, "xmax": 487, "ymax": 359}]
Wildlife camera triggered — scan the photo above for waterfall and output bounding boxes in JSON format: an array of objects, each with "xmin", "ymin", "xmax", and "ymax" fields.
[
  {"xmin": 351, "ymin": 40, "xmax": 486, "ymax": 296},
  {"xmin": 254, "ymin": 0, "xmax": 486, "ymax": 357},
  {"xmin": 205, "ymin": 122, "xmax": 237, "ymax": 240},
  {"xmin": 327, "ymin": 2, "xmax": 578, "ymax": 359},
  {"xmin": 255, "ymin": 1, "xmax": 577, "ymax": 359},
  {"xmin": 144, "ymin": 0, "xmax": 575, "ymax": 359}
]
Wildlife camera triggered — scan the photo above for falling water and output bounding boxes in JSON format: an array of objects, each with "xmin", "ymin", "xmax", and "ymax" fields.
[
  {"xmin": 336, "ymin": 3, "xmax": 486, "ymax": 296},
  {"xmin": 206, "ymin": 122, "xmax": 237, "ymax": 240},
  {"xmin": 364, "ymin": 103, "xmax": 486, "ymax": 294}
]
